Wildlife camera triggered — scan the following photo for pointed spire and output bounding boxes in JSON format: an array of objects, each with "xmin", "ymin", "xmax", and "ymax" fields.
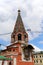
[
  {"xmin": 13, "ymin": 10, "xmax": 26, "ymax": 33},
  {"xmin": 11, "ymin": 10, "xmax": 28, "ymax": 43}
]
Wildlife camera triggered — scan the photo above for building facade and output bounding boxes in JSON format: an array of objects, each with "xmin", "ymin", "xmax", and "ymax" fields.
[
  {"xmin": 1, "ymin": 10, "xmax": 34, "ymax": 65},
  {"xmin": 34, "ymin": 51, "xmax": 43, "ymax": 65}
]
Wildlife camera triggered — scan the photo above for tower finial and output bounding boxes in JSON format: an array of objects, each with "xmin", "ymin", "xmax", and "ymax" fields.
[
  {"xmin": 18, "ymin": 10, "xmax": 20, "ymax": 13},
  {"xmin": 18, "ymin": 10, "xmax": 21, "ymax": 15}
]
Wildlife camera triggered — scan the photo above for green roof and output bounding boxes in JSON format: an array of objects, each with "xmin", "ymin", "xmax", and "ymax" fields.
[
  {"xmin": 0, "ymin": 56, "xmax": 12, "ymax": 60},
  {"xmin": 0, "ymin": 56, "xmax": 6, "ymax": 60}
]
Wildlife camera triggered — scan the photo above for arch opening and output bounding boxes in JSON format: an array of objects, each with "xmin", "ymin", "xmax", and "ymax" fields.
[{"xmin": 18, "ymin": 34, "xmax": 22, "ymax": 40}]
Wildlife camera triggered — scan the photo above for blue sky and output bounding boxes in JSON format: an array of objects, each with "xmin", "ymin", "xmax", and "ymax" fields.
[
  {"xmin": 0, "ymin": 0, "xmax": 43, "ymax": 51},
  {"xmin": 29, "ymin": 33, "xmax": 43, "ymax": 50}
]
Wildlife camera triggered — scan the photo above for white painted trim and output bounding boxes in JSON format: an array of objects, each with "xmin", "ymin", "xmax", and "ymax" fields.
[
  {"xmin": 4, "ymin": 61, "xmax": 8, "ymax": 65},
  {"xmin": 0, "ymin": 61, "xmax": 2, "ymax": 65},
  {"xmin": 21, "ymin": 50, "xmax": 32, "ymax": 62},
  {"xmin": 14, "ymin": 58, "xmax": 16, "ymax": 65}
]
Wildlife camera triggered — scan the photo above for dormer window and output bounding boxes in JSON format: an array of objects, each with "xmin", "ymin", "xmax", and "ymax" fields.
[
  {"xmin": 18, "ymin": 34, "xmax": 22, "ymax": 40},
  {"xmin": 23, "ymin": 48, "xmax": 30, "ymax": 60}
]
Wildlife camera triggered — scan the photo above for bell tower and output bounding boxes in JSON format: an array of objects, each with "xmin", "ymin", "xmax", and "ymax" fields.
[
  {"xmin": 1, "ymin": 10, "xmax": 34, "ymax": 65},
  {"xmin": 11, "ymin": 10, "xmax": 28, "ymax": 43}
]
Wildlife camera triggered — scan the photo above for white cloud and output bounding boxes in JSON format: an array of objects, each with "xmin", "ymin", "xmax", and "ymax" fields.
[
  {"xmin": 30, "ymin": 44, "xmax": 41, "ymax": 52},
  {"xmin": 0, "ymin": 0, "xmax": 43, "ymax": 41}
]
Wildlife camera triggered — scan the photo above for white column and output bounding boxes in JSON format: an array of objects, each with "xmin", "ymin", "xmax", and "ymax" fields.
[
  {"xmin": 14, "ymin": 58, "xmax": 16, "ymax": 65},
  {"xmin": 4, "ymin": 61, "xmax": 8, "ymax": 65},
  {"xmin": 0, "ymin": 61, "xmax": 2, "ymax": 65}
]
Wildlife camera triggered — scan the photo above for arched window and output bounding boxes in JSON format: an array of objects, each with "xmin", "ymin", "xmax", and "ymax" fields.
[
  {"xmin": 24, "ymin": 35, "xmax": 26, "ymax": 40},
  {"xmin": 18, "ymin": 34, "xmax": 22, "ymax": 40},
  {"xmin": 24, "ymin": 35, "xmax": 26, "ymax": 38},
  {"xmin": 9, "ymin": 61, "xmax": 12, "ymax": 65}
]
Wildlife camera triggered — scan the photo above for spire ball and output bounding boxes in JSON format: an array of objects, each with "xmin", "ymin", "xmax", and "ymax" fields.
[{"xmin": 18, "ymin": 10, "xmax": 21, "ymax": 13}]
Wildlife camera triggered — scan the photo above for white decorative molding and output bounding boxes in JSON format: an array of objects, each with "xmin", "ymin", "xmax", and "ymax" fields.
[
  {"xmin": 12, "ymin": 46, "xmax": 18, "ymax": 48},
  {"xmin": 14, "ymin": 58, "xmax": 16, "ymax": 65},
  {"xmin": 0, "ymin": 61, "xmax": 2, "ymax": 65},
  {"xmin": 4, "ymin": 61, "xmax": 8, "ymax": 65},
  {"xmin": 21, "ymin": 51, "xmax": 32, "ymax": 62}
]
